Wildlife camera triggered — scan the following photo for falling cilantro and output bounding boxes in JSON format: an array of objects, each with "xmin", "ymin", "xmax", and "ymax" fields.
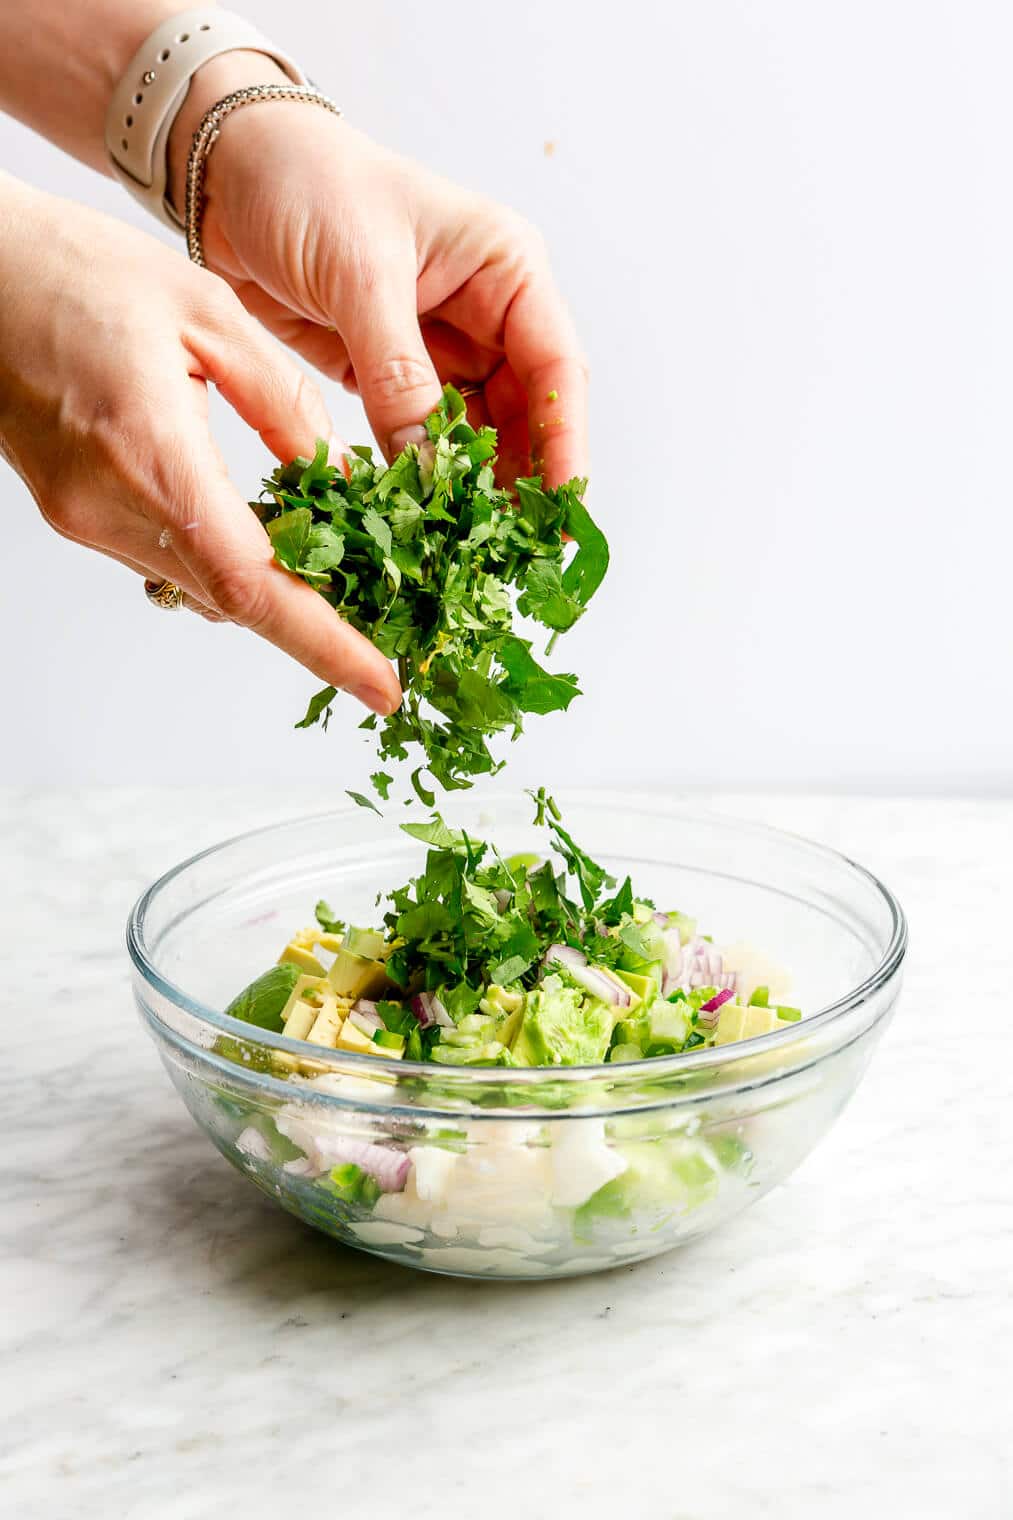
[
  {"xmin": 222, "ymin": 790, "xmax": 803, "ymax": 1068},
  {"xmin": 251, "ymin": 385, "xmax": 608, "ymax": 801}
]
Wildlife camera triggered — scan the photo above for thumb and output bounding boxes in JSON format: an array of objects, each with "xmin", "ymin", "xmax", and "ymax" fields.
[{"xmin": 342, "ymin": 271, "xmax": 443, "ymax": 459}]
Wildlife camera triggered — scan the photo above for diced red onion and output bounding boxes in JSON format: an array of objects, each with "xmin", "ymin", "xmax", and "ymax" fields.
[
  {"xmin": 352, "ymin": 998, "xmax": 378, "ymax": 1017},
  {"xmin": 543, "ymin": 944, "xmax": 629, "ymax": 1006},
  {"xmin": 349, "ymin": 1008, "xmax": 382, "ymax": 1036},
  {"xmin": 236, "ymin": 1126, "xmax": 271, "ymax": 1161},
  {"xmin": 282, "ymin": 1156, "xmax": 316, "ymax": 1177},
  {"xmin": 411, "ymin": 993, "xmax": 436, "ymax": 1029},
  {"xmin": 700, "ymin": 987, "xmax": 734, "ymax": 1014},
  {"xmin": 321, "ymin": 1136, "xmax": 409, "ymax": 1193},
  {"xmin": 494, "ymin": 889, "xmax": 512, "ymax": 912},
  {"xmin": 544, "ymin": 943, "xmax": 588, "ymax": 970},
  {"xmin": 653, "ymin": 911, "xmax": 669, "ymax": 928},
  {"xmin": 413, "ymin": 991, "xmax": 454, "ymax": 1029},
  {"xmin": 570, "ymin": 963, "xmax": 631, "ymax": 1007},
  {"xmin": 432, "ymin": 995, "xmax": 453, "ymax": 1028}
]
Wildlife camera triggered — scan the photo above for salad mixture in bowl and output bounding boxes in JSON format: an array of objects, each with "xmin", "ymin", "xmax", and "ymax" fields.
[
  {"xmin": 129, "ymin": 793, "xmax": 906, "ymax": 1280},
  {"xmin": 224, "ymin": 790, "xmax": 803, "ymax": 1072}
]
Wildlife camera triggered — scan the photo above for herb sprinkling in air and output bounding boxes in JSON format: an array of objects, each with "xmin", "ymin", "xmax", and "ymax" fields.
[{"xmin": 252, "ymin": 386, "xmax": 608, "ymax": 805}]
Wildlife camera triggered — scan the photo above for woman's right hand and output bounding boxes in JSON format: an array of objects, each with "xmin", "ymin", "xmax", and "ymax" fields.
[{"xmin": 0, "ymin": 174, "xmax": 402, "ymax": 717}]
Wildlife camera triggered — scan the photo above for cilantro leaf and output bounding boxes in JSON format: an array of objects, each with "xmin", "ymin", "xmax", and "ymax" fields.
[
  {"xmin": 488, "ymin": 954, "xmax": 530, "ymax": 985},
  {"xmin": 252, "ymin": 388, "xmax": 608, "ymax": 798},
  {"xmin": 267, "ymin": 508, "xmax": 313, "ymax": 571},
  {"xmin": 346, "ymin": 790, "xmax": 383, "ymax": 816},
  {"xmin": 302, "ymin": 523, "xmax": 345, "ymax": 577},
  {"xmin": 295, "ymin": 685, "xmax": 337, "ymax": 731},
  {"xmin": 561, "ymin": 485, "xmax": 610, "ymax": 607},
  {"xmin": 400, "ymin": 816, "xmax": 465, "ymax": 849},
  {"xmin": 314, "ymin": 899, "xmax": 345, "ymax": 935},
  {"xmin": 498, "ymin": 637, "xmax": 581, "ymax": 715},
  {"xmin": 370, "ymin": 770, "xmax": 394, "ymax": 800}
]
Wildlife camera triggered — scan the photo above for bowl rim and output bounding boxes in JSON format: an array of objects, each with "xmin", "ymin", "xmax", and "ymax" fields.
[{"xmin": 127, "ymin": 790, "xmax": 907, "ymax": 1088}]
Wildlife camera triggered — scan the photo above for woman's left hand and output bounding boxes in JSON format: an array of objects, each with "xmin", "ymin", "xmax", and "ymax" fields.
[{"xmin": 169, "ymin": 53, "xmax": 588, "ymax": 489}]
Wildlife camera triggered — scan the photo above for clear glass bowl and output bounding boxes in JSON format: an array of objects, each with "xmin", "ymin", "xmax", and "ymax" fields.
[{"xmin": 128, "ymin": 792, "xmax": 906, "ymax": 1279}]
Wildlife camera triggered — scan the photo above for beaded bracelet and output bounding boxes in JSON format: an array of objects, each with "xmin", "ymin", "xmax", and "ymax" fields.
[{"xmin": 184, "ymin": 84, "xmax": 343, "ymax": 268}]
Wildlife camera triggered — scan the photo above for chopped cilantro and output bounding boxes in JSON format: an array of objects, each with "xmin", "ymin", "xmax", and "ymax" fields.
[
  {"xmin": 314, "ymin": 899, "xmax": 345, "ymax": 935},
  {"xmin": 253, "ymin": 385, "xmax": 608, "ymax": 800}
]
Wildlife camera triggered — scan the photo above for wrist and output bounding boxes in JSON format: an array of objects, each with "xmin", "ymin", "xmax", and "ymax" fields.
[{"xmin": 165, "ymin": 48, "xmax": 289, "ymax": 217}]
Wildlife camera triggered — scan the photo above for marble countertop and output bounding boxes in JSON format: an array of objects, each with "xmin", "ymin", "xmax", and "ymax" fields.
[{"xmin": 2, "ymin": 788, "xmax": 1010, "ymax": 1519}]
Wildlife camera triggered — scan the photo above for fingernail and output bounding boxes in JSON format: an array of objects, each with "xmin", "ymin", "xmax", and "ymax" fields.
[
  {"xmin": 388, "ymin": 425, "xmax": 428, "ymax": 456},
  {"xmin": 350, "ymin": 680, "xmax": 401, "ymax": 717}
]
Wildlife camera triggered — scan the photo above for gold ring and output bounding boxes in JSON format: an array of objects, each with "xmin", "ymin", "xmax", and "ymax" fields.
[{"xmin": 144, "ymin": 578, "xmax": 185, "ymax": 611}]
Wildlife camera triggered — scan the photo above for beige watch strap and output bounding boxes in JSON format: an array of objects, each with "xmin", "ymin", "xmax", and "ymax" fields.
[{"xmin": 105, "ymin": 8, "xmax": 308, "ymax": 230}]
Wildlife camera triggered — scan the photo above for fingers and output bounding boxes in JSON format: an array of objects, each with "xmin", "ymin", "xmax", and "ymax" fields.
[
  {"xmin": 420, "ymin": 319, "xmax": 498, "ymax": 386},
  {"xmin": 183, "ymin": 279, "xmax": 334, "ymax": 464},
  {"xmin": 339, "ymin": 268, "xmax": 443, "ymax": 459},
  {"xmin": 502, "ymin": 274, "xmax": 589, "ymax": 488},
  {"xmin": 105, "ymin": 547, "xmax": 224, "ymax": 622},
  {"xmin": 170, "ymin": 445, "xmax": 402, "ymax": 715},
  {"xmin": 484, "ymin": 360, "xmax": 535, "ymax": 488},
  {"xmin": 229, "ymin": 280, "xmax": 359, "ymax": 389},
  {"xmin": 43, "ymin": 488, "xmax": 224, "ymax": 616}
]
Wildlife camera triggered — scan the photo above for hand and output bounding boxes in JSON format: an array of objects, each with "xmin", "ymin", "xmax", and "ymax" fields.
[
  {"xmin": 169, "ymin": 56, "xmax": 589, "ymax": 488},
  {"xmin": 0, "ymin": 176, "xmax": 402, "ymax": 716}
]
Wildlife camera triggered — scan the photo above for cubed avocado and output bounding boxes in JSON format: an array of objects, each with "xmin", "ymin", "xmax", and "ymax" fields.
[
  {"xmin": 284, "ymin": 999, "xmax": 317, "ymax": 1042},
  {"xmin": 327, "ymin": 950, "xmax": 389, "ymax": 1000},
  {"xmin": 608, "ymin": 1042, "xmax": 645, "ymax": 1064},
  {"xmin": 472, "ymin": 990, "xmax": 526, "ymax": 1048},
  {"xmin": 714, "ymin": 1003, "xmax": 748, "ymax": 1045},
  {"xmin": 335, "ymin": 1020, "xmax": 378, "ymax": 1055},
  {"xmin": 430, "ymin": 1041, "xmax": 508, "ymax": 1065},
  {"xmin": 223, "ymin": 962, "xmax": 302, "ymax": 1033},
  {"xmin": 509, "ymin": 975, "xmax": 616, "ymax": 1066},
  {"xmin": 481, "ymin": 984, "xmax": 524, "ymax": 1015},
  {"xmin": 306, "ymin": 995, "xmax": 344, "ymax": 1048},
  {"xmin": 614, "ymin": 968, "xmax": 656, "ymax": 1003},
  {"xmin": 714, "ymin": 1002, "xmax": 791, "ymax": 1045},
  {"xmin": 614, "ymin": 1014, "xmax": 649, "ymax": 1050},
  {"xmin": 344, "ymin": 926, "xmax": 386, "ymax": 960},
  {"xmin": 647, "ymin": 1001, "xmax": 690, "ymax": 1052},
  {"xmin": 280, "ymin": 972, "xmax": 327, "ymax": 1024},
  {"xmin": 278, "ymin": 943, "xmax": 327, "ymax": 978},
  {"xmin": 439, "ymin": 1014, "xmax": 495, "ymax": 1046},
  {"xmin": 742, "ymin": 1005, "xmax": 786, "ymax": 1040}
]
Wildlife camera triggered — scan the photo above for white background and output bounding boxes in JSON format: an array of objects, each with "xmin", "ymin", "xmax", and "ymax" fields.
[{"xmin": 2, "ymin": 0, "xmax": 1011, "ymax": 791}]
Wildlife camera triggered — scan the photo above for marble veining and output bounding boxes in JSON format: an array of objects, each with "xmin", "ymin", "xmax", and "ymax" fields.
[{"xmin": 1, "ymin": 789, "xmax": 1010, "ymax": 1518}]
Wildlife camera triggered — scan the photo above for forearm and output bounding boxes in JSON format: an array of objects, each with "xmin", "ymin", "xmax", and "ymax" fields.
[
  {"xmin": 0, "ymin": 0, "xmax": 204, "ymax": 173},
  {"xmin": 0, "ymin": 0, "xmax": 285, "ymax": 193}
]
